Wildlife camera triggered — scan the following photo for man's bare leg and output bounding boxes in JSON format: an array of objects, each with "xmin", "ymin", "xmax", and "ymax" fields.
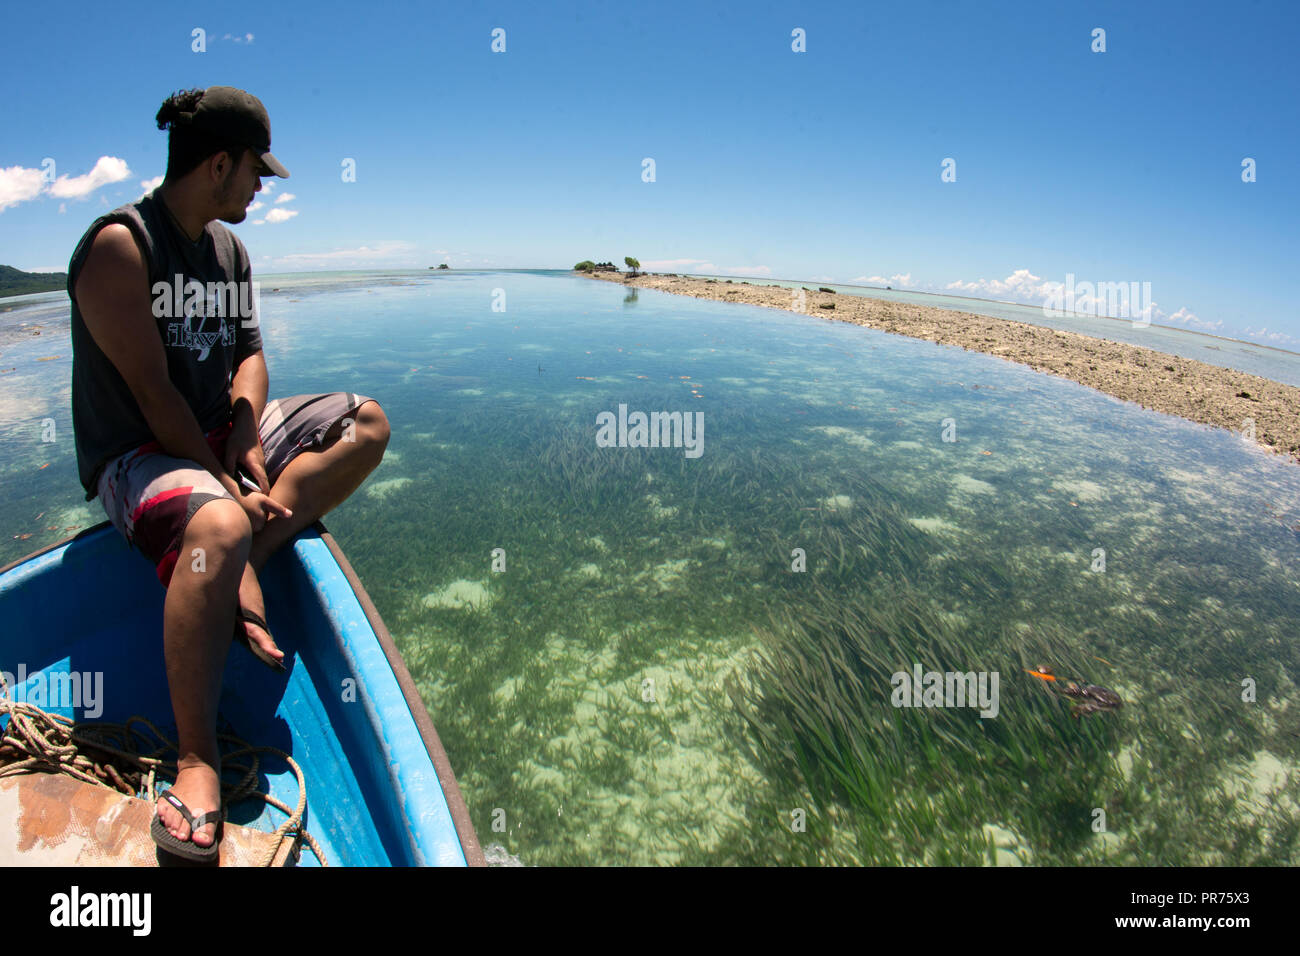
[
  {"xmin": 236, "ymin": 401, "xmax": 390, "ymax": 659},
  {"xmin": 154, "ymin": 497, "xmax": 251, "ymax": 847}
]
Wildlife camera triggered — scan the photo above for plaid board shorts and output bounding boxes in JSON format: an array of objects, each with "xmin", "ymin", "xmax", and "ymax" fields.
[{"xmin": 96, "ymin": 392, "xmax": 376, "ymax": 588}]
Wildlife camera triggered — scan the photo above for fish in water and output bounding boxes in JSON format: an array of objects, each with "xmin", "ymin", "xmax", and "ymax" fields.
[
  {"xmin": 1026, "ymin": 665, "xmax": 1122, "ymax": 719},
  {"xmin": 1058, "ymin": 681, "xmax": 1123, "ymax": 719}
]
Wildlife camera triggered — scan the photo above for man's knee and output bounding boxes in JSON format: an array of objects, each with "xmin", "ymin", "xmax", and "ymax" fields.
[
  {"xmin": 183, "ymin": 497, "xmax": 252, "ymax": 561},
  {"xmin": 351, "ymin": 400, "xmax": 390, "ymax": 456}
]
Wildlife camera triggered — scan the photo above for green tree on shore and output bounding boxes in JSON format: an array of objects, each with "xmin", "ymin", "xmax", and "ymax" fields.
[
  {"xmin": 624, "ymin": 256, "xmax": 640, "ymax": 277},
  {"xmin": 574, "ymin": 260, "xmax": 596, "ymax": 272}
]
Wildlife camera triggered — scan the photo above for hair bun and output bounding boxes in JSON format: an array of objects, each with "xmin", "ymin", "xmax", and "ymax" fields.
[{"xmin": 155, "ymin": 88, "xmax": 206, "ymax": 130}]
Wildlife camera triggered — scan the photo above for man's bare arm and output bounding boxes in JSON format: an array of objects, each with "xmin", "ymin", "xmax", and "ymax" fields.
[
  {"xmin": 75, "ymin": 223, "xmax": 245, "ymax": 501},
  {"xmin": 230, "ymin": 349, "xmax": 268, "ymax": 434},
  {"xmin": 226, "ymin": 348, "xmax": 270, "ymax": 490}
]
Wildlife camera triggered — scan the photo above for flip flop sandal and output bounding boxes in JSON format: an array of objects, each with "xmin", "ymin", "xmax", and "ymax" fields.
[
  {"xmin": 234, "ymin": 606, "xmax": 287, "ymax": 673},
  {"xmin": 150, "ymin": 789, "xmax": 224, "ymax": 863}
]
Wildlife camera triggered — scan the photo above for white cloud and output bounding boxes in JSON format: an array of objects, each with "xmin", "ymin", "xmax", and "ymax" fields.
[
  {"xmin": 278, "ymin": 242, "xmax": 412, "ymax": 261},
  {"xmin": 139, "ymin": 175, "xmax": 163, "ymax": 199},
  {"xmin": 247, "ymin": 201, "xmax": 264, "ymax": 212},
  {"xmin": 643, "ymin": 257, "xmax": 717, "ymax": 273},
  {"xmin": 273, "ymin": 193, "xmax": 295, "ymax": 204},
  {"xmin": 48, "ymin": 156, "xmax": 131, "ymax": 199},
  {"xmin": 639, "ymin": 259, "xmax": 770, "ymax": 277},
  {"xmin": 254, "ymin": 207, "xmax": 298, "ymax": 225},
  {"xmin": 261, "ymin": 180, "xmax": 275, "ymax": 194},
  {"xmin": 1160, "ymin": 306, "xmax": 1221, "ymax": 332},
  {"xmin": 222, "ymin": 32, "xmax": 255, "ymax": 43},
  {"xmin": 1244, "ymin": 326, "xmax": 1300, "ymax": 347},
  {"xmin": 0, "ymin": 165, "xmax": 47, "ymax": 212},
  {"xmin": 259, "ymin": 241, "xmax": 417, "ymax": 270},
  {"xmin": 943, "ymin": 269, "xmax": 1225, "ymax": 332},
  {"xmin": 945, "ymin": 268, "xmax": 1055, "ymax": 301},
  {"xmin": 853, "ymin": 272, "xmax": 915, "ymax": 287}
]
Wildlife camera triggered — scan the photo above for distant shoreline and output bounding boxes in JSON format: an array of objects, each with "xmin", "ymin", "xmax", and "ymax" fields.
[{"xmin": 585, "ymin": 271, "xmax": 1300, "ymax": 468}]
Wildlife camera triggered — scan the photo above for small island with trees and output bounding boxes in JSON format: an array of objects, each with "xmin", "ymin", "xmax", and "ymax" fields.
[
  {"xmin": 574, "ymin": 260, "xmax": 619, "ymax": 273},
  {"xmin": 574, "ymin": 258, "xmax": 642, "ymax": 277}
]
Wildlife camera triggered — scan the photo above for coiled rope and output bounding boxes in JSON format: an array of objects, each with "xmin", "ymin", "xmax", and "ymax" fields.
[{"xmin": 0, "ymin": 671, "xmax": 326, "ymax": 867}]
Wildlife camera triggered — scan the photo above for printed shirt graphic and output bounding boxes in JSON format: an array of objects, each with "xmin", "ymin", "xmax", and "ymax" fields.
[
  {"xmin": 68, "ymin": 189, "xmax": 263, "ymax": 498},
  {"xmin": 159, "ymin": 275, "xmax": 245, "ymax": 362}
]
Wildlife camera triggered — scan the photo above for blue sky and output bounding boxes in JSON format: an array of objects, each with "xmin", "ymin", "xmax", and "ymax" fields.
[{"xmin": 2, "ymin": 0, "xmax": 1297, "ymax": 346}]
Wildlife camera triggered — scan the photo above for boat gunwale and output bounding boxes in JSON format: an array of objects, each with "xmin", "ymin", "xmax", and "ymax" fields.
[
  {"xmin": 0, "ymin": 521, "xmax": 109, "ymax": 578},
  {"xmin": 0, "ymin": 519, "xmax": 486, "ymax": 867}
]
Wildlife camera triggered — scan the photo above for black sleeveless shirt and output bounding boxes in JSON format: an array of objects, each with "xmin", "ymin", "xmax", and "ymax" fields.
[{"xmin": 67, "ymin": 189, "xmax": 263, "ymax": 499}]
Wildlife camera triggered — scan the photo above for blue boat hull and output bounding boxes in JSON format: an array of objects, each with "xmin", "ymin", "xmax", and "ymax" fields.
[{"xmin": 0, "ymin": 521, "xmax": 483, "ymax": 867}]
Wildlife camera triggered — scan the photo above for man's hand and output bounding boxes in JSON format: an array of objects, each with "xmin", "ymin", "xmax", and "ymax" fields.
[
  {"xmin": 224, "ymin": 406, "xmax": 290, "ymax": 531},
  {"xmin": 236, "ymin": 487, "xmax": 292, "ymax": 533},
  {"xmin": 224, "ymin": 406, "xmax": 270, "ymax": 493}
]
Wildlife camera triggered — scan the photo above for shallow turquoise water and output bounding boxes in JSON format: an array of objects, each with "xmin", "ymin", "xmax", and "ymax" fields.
[{"xmin": 2, "ymin": 271, "xmax": 1299, "ymax": 864}]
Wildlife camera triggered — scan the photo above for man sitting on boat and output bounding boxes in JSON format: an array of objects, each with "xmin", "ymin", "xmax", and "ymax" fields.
[{"xmin": 67, "ymin": 86, "xmax": 391, "ymax": 861}]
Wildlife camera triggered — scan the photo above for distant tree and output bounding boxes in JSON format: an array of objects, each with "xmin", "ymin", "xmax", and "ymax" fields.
[
  {"xmin": 574, "ymin": 260, "xmax": 597, "ymax": 272},
  {"xmin": 438, "ymin": 263, "xmax": 450, "ymax": 270},
  {"xmin": 624, "ymin": 256, "xmax": 640, "ymax": 277}
]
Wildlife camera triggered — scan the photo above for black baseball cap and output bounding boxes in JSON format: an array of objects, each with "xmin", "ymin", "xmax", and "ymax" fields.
[{"xmin": 180, "ymin": 86, "xmax": 289, "ymax": 178}]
